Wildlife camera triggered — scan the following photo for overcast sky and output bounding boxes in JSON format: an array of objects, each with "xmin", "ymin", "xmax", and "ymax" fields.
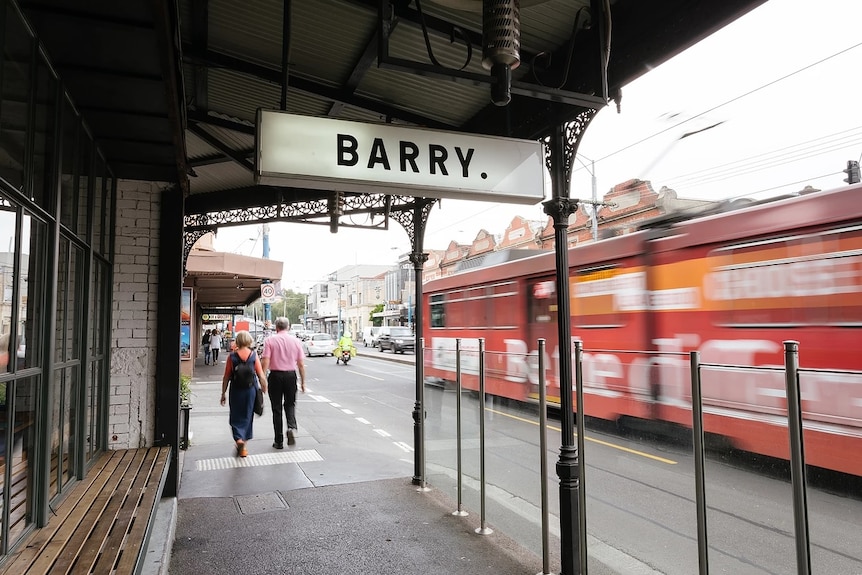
[{"xmin": 214, "ymin": 0, "xmax": 862, "ymax": 291}]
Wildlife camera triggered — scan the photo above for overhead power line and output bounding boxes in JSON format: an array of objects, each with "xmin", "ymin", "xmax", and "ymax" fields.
[
  {"xmin": 581, "ymin": 41, "xmax": 862, "ymax": 174},
  {"xmin": 662, "ymin": 127, "xmax": 862, "ymax": 190}
]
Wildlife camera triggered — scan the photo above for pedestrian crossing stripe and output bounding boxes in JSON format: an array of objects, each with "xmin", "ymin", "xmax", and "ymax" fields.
[{"xmin": 195, "ymin": 449, "xmax": 323, "ymax": 471}]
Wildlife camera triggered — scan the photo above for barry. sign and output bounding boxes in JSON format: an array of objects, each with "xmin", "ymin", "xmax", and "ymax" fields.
[{"xmin": 255, "ymin": 110, "xmax": 546, "ymax": 205}]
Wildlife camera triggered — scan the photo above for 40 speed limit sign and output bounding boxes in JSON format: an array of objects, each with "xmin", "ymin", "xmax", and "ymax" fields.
[{"xmin": 260, "ymin": 283, "xmax": 276, "ymax": 303}]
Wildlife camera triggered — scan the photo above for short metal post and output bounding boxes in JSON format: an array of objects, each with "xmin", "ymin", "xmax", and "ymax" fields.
[
  {"xmin": 475, "ymin": 338, "xmax": 493, "ymax": 535},
  {"xmin": 180, "ymin": 405, "xmax": 192, "ymax": 450},
  {"xmin": 417, "ymin": 337, "xmax": 430, "ymax": 492},
  {"xmin": 690, "ymin": 351, "xmax": 709, "ymax": 575},
  {"xmin": 784, "ymin": 340, "xmax": 811, "ymax": 575},
  {"xmin": 452, "ymin": 338, "xmax": 468, "ymax": 516},
  {"xmin": 538, "ymin": 339, "xmax": 553, "ymax": 575},
  {"xmin": 573, "ymin": 340, "xmax": 587, "ymax": 574}
]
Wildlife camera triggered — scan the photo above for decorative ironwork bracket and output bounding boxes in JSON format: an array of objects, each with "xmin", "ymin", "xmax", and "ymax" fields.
[
  {"xmin": 543, "ymin": 108, "xmax": 598, "ymax": 192},
  {"xmin": 181, "ymin": 192, "xmax": 431, "ymax": 276}
]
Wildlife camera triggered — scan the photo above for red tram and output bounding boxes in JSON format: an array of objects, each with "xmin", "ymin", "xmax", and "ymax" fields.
[{"xmin": 423, "ymin": 183, "xmax": 862, "ymax": 476}]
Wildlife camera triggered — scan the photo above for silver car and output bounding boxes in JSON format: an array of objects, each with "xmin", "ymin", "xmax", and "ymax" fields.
[{"xmin": 302, "ymin": 333, "xmax": 335, "ymax": 357}]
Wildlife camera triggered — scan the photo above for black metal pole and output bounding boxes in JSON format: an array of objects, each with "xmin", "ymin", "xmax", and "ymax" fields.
[
  {"xmin": 543, "ymin": 123, "xmax": 580, "ymax": 575},
  {"xmin": 410, "ymin": 201, "xmax": 429, "ymax": 485}
]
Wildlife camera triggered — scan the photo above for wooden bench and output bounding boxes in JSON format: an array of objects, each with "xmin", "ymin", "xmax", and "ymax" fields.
[{"xmin": 0, "ymin": 446, "xmax": 171, "ymax": 575}]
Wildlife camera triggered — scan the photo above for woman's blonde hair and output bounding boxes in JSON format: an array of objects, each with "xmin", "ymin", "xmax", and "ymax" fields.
[{"xmin": 234, "ymin": 330, "xmax": 253, "ymax": 348}]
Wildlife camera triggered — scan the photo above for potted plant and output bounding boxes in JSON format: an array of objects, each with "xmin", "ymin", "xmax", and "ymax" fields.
[{"xmin": 180, "ymin": 374, "xmax": 192, "ymax": 407}]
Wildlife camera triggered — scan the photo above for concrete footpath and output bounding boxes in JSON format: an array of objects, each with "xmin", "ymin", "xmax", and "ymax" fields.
[{"xmin": 157, "ymin": 349, "xmax": 553, "ymax": 575}]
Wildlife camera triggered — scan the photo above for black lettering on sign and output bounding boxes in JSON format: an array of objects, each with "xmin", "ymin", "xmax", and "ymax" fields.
[
  {"xmin": 429, "ymin": 145, "xmax": 448, "ymax": 176},
  {"xmin": 455, "ymin": 147, "xmax": 474, "ymax": 178},
  {"xmin": 337, "ymin": 134, "xmax": 359, "ymax": 166},
  {"xmin": 367, "ymin": 138, "xmax": 391, "ymax": 170},
  {"xmin": 400, "ymin": 141, "xmax": 419, "ymax": 173},
  {"xmin": 336, "ymin": 134, "xmax": 477, "ymax": 178}
]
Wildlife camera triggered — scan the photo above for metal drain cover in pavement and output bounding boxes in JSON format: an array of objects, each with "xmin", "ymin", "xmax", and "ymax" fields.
[
  {"xmin": 195, "ymin": 449, "xmax": 323, "ymax": 471},
  {"xmin": 235, "ymin": 492, "xmax": 287, "ymax": 514}
]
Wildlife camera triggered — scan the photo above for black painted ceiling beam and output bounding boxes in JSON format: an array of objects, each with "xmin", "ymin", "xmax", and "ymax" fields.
[
  {"xmin": 188, "ymin": 123, "xmax": 254, "ymax": 172},
  {"xmin": 181, "ymin": 44, "xmax": 453, "ymax": 129}
]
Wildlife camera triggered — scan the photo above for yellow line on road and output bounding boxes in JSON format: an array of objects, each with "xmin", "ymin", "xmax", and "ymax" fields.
[
  {"xmin": 347, "ymin": 370, "xmax": 384, "ymax": 381},
  {"xmin": 485, "ymin": 407, "xmax": 678, "ymax": 465}
]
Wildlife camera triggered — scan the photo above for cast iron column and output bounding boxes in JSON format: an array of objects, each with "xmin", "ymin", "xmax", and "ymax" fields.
[
  {"xmin": 542, "ymin": 112, "xmax": 595, "ymax": 575},
  {"xmin": 410, "ymin": 249, "xmax": 429, "ymax": 484},
  {"xmin": 390, "ymin": 197, "xmax": 435, "ymax": 485}
]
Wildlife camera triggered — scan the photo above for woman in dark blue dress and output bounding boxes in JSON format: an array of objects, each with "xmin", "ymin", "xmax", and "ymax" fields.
[{"xmin": 220, "ymin": 330, "xmax": 268, "ymax": 457}]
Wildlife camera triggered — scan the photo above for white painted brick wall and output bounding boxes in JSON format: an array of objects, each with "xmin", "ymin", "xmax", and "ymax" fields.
[{"xmin": 109, "ymin": 180, "xmax": 163, "ymax": 449}]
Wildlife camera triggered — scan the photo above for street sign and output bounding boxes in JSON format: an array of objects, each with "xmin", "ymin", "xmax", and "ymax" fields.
[
  {"xmin": 261, "ymin": 283, "xmax": 276, "ymax": 303},
  {"xmin": 255, "ymin": 111, "xmax": 547, "ymax": 205}
]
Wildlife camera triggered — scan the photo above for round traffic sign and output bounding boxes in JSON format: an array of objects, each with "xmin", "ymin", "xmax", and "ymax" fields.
[{"xmin": 261, "ymin": 283, "xmax": 275, "ymax": 298}]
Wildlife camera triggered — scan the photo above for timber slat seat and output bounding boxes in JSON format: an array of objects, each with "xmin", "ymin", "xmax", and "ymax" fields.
[{"xmin": 0, "ymin": 446, "xmax": 171, "ymax": 575}]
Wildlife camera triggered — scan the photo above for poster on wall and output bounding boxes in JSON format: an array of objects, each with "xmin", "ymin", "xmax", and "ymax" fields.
[{"xmin": 181, "ymin": 288, "xmax": 191, "ymax": 360}]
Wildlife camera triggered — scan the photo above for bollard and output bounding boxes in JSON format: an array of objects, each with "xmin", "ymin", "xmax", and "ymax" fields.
[
  {"xmin": 180, "ymin": 405, "xmax": 192, "ymax": 450},
  {"xmin": 573, "ymin": 340, "xmax": 588, "ymax": 574},
  {"xmin": 452, "ymin": 338, "xmax": 468, "ymax": 516},
  {"xmin": 784, "ymin": 341, "xmax": 811, "ymax": 575},
  {"xmin": 537, "ymin": 339, "xmax": 553, "ymax": 575},
  {"xmin": 475, "ymin": 338, "xmax": 493, "ymax": 535},
  {"xmin": 417, "ymin": 337, "xmax": 430, "ymax": 492},
  {"xmin": 690, "ymin": 351, "xmax": 709, "ymax": 575}
]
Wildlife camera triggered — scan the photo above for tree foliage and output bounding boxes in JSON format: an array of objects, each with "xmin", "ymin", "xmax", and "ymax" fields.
[
  {"xmin": 369, "ymin": 303, "xmax": 384, "ymax": 326},
  {"xmin": 244, "ymin": 289, "xmax": 307, "ymax": 325}
]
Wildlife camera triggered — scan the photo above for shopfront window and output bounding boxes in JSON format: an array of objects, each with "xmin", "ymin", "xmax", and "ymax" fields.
[
  {"xmin": 1, "ymin": 196, "xmax": 13, "ymax": 373},
  {"xmin": 5, "ymin": 374, "xmax": 37, "ymax": 547},
  {"xmin": 19, "ymin": 213, "xmax": 46, "ymax": 370}
]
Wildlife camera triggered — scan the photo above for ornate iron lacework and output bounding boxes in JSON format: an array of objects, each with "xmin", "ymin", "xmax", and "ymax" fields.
[
  {"xmin": 182, "ymin": 192, "xmax": 434, "ymax": 274},
  {"xmin": 543, "ymin": 109, "xmax": 598, "ymax": 189}
]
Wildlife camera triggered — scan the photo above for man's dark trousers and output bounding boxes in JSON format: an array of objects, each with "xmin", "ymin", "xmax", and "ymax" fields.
[{"xmin": 268, "ymin": 370, "xmax": 298, "ymax": 445}]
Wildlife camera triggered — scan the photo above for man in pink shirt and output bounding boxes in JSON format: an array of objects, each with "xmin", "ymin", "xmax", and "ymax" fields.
[{"xmin": 261, "ymin": 317, "xmax": 307, "ymax": 448}]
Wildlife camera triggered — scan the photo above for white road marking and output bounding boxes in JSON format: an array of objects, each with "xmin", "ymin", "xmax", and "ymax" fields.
[
  {"xmin": 356, "ymin": 417, "xmax": 371, "ymax": 425},
  {"xmin": 341, "ymin": 409, "xmax": 355, "ymax": 415},
  {"xmin": 393, "ymin": 441, "xmax": 414, "ymax": 452},
  {"xmin": 374, "ymin": 429, "xmax": 391, "ymax": 437},
  {"xmin": 310, "ymin": 395, "xmax": 331, "ymax": 402},
  {"xmin": 347, "ymin": 370, "xmax": 384, "ymax": 381}
]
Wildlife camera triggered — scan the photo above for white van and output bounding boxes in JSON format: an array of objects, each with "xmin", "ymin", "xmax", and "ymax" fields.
[{"xmin": 361, "ymin": 326, "xmax": 381, "ymax": 347}]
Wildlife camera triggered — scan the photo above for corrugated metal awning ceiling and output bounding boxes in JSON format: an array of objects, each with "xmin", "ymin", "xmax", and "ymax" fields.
[{"xmin": 19, "ymin": 0, "xmax": 768, "ymax": 203}]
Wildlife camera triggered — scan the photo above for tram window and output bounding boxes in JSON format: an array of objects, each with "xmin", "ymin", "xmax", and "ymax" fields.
[
  {"xmin": 529, "ymin": 280, "xmax": 556, "ymax": 324},
  {"xmin": 430, "ymin": 294, "xmax": 445, "ymax": 328},
  {"xmin": 572, "ymin": 266, "xmax": 624, "ymax": 327},
  {"xmin": 462, "ymin": 286, "xmax": 485, "ymax": 327},
  {"xmin": 709, "ymin": 227, "xmax": 862, "ymax": 326}
]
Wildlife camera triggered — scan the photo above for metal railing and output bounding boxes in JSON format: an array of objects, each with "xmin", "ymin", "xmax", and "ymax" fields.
[{"xmin": 417, "ymin": 338, "xmax": 852, "ymax": 575}]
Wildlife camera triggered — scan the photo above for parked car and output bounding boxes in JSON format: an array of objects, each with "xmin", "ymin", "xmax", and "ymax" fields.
[
  {"xmin": 303, "ymin": 333, "xmax": 335, "ymax": 357},
  {"xmin": 361, "ymin": 326, "xmax": 381, "ymax": 347},
  {"xmin": 376, "ymin": 326, "xmax": 415, "ymax": 354}
]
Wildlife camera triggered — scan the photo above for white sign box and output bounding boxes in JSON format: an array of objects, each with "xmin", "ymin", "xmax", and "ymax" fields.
[{"xmin": 255, "ymin": 110, "xmax": 546, "ymax": 205}]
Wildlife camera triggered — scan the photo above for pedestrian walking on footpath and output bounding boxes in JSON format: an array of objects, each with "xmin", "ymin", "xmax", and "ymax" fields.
[
  {"xmin": 201, "ymin": 329, "xmax": 212, "ymax": 365},
  {"xmin": 220, "ymin": 330, "xmax": 268, "ymax": 457},
  {"xmin": 210, "ymin": 329, "xmax": 222, "ymax": 363},
  {"xmin": 261, "ymin": 317, "xmax": 306, "ymax": 448}
]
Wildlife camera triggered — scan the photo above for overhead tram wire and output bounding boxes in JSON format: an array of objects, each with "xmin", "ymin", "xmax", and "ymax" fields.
[
  {"xmin": 662, "ymin": 127, "xmax": 862, "ymax": 190},
  {"xmin": 662, "ymin": 126, "xmax": 862, "ymax": 184},
  {"xmin": 579, "ymin": 41, "xmax": 862, "ymax": 173}
]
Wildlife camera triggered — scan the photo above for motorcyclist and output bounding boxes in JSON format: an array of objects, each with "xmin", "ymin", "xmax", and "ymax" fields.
[{"xmin": 335, "ymin": 332, "xmax": 356, "ymax": 364}]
